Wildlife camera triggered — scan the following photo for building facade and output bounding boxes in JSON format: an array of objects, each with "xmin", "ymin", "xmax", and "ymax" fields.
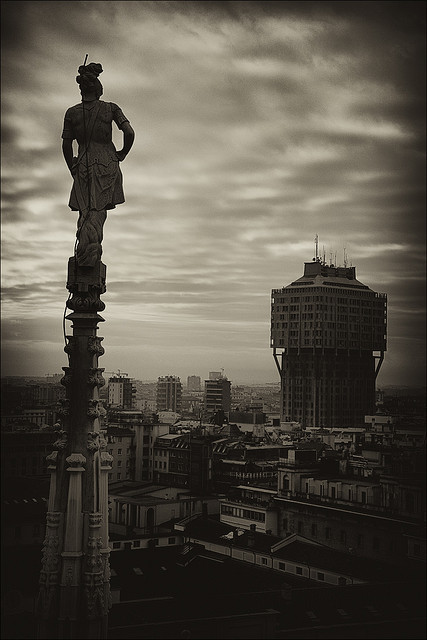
[
  {"xmin": 187, "ymin": 375, "xmax": 201, "ymax": 392},
  {"xmin": 156, "ymin": 376, "xmax": 182, "ymax": 413},
  {"xmin": 271, "ymin": 259, "xmax": 387, "ymax": 427},
  {"xmin": 275, "ymin": 448, "xmax": 425, "ymax": 565},
  {"xmin": 1, "ymin": 430, "xmax": 56, "ymax": 478},
  {"xmin": 204, "ymin": 375, "xmax": 231, "ymax": 417},
  {"xmin": 108, "ymin": 376, "xmax": 136, "ymax": 409},
  {"xmin": 153, "ymin": 434, "xmax": 213, "ymax": 493}
]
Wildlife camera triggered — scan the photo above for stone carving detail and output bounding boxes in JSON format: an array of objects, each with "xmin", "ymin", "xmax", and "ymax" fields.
[
  {"xmin": 100, "ymin": 451, "xmax": 114, "ymax": 468},
  {"xmin": 84, "ymin": 536, "xmax": 107, "ymax": 618},
  {"xmin": 84, "ymin": 571, "xmax": 105, "ymax": 619},
  {"xmin": 99, "ymin": 432, "xmax": 107, "ymax": 450},
  {"xmin": 66, "ymin": 453, "xmax": 86, "ymax": 468},
  {"xmin": 86, "ymin": 535, "xmax": 103, "ymax": 570},
  {"xmin": 84, "ymin": 511, "xmax": 106, "ymax": 618},
  {"xmin": 46, "ymin": 512, "xmax": 61, "ymax": 527},
  {"xmin": 57, "ymin": 398, "xmax": 70, "ymax": 417},
  {"xmin": 46, "ymin": 450, "xmax": 58, "ymax": 468},
  {"xmin": 40, "ymin": 536, "xmax": 60, "ymax": 573},
  {"xmin": 88, "ymin": 336, "xmax": 105, "ymax": 356},
  {"xmin": 101, "ymin": 552, "xmax": 113, "ymax": 612},
  {"xmin": 63, "ymin": 337, "xmax": 76, "ymax": 356},
  {"xmin": 87, "ymin": 368, "xmax": 106, "ymax": 388},
  {"xmin": 60, "ymin": 367, "xmax": 73, "ymax": 387},
  {"xmin": 37, "ymin": 512, "xmax": 61, "ymax": 619},
  {"xmin": 87, "ymin": 399, "xmax": 100, "ymax": 419},
  {"xmin": 66, "ymin": 289, "xmax": 106, "ymax": 313},
  {"xmin": 89, "ymin": 513, "xmax": 103, "ymax": 528},
  {"xmin": 87, "ymin": 431, "xmax": 100, "ymax": 452},
  {"xmin": 53, "ymin": 430, "xmax": 68, "ymax": 451}
]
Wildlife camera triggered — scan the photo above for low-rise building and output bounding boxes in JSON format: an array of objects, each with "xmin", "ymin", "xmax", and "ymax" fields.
[
  {"xmin": 275, "ymin": 448, "xmax": 425, "ymax": 564},
  {"xmin": 108, "ymin": 480, "xmax": 219, "ymax": 539},
  {"xmin": 219, "ymin": 485, "xmax": 278, "ymax": 534}
]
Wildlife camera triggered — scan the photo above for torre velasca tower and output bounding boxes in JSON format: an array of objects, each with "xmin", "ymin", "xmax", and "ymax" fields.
[{"xmin": 271, "ymin": 257, "xmax": 387, "ymax": 428}]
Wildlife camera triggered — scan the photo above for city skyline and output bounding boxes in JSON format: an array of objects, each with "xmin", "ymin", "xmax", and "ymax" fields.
[{"xmin": 1, "ymin": 1, "xmax": 425, "ymax": 387}]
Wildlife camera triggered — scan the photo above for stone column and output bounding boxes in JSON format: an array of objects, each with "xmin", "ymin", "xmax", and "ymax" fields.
[
  {"xmin": 100, "ymin": 443, "xmax": 113, "ymax": 635},
  {"xmin": 37, "ymin": 259, "xmax": 111, "ymax": 639},
  {"xmin": 57, "ymin": 453, "xmax": 86, "ymax": 636}
]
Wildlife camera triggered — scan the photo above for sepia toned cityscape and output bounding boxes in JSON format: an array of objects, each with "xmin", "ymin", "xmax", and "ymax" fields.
[{"xmin": 1, "ymin": 1, "xmax": 425, "ymax": 639}]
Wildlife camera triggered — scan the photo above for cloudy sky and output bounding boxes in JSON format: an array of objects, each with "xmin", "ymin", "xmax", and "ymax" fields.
[{"xmin": 1, "ymin": 1, "xmax": 425, "ymax": 386}]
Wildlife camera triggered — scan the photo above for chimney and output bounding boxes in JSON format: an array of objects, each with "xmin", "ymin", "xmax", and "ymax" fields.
[{"xmin": 247, "ymin": 523, "xmax": 256, "ymax": 548}]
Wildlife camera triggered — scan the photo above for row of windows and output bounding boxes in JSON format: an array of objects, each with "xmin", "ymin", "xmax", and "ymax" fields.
[
  {"xmin": 284, "ymin": 519, "xmax": 383, "ymax": 551},
  {"xmin": 275, "ymin": 560, "xmax": 326, "ymax": 580},
  {"xmin": 111, "ymin": 537, "xmax": 176, "ymax": 550},
  {"xmin": 221, "ymin": 504, "xmax": 266, "ymax": 522},
  {"xmin": 273, "ymin": 288, "xmax": 382, "ymax": 301}
]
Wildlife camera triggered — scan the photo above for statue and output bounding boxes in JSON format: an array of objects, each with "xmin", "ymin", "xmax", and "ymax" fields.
[{"xmin": 62, "ymin": 62, "xmax": 135, "ymax": 267}]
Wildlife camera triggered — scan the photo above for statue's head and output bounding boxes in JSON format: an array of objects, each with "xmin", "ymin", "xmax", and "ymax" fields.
[{"xmin": 76, "ymin": 62, "xmax": 103, "ymax": 99}]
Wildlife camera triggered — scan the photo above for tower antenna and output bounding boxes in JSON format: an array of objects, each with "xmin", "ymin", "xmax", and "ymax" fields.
[{"xmin": 314, "ymin": 234, "xmax": 319, "ymax": 261}]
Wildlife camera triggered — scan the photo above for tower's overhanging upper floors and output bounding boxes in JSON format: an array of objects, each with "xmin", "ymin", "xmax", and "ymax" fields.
[{"xmin": 271, "ymin": 260, "xmax": 387, "ymax": 357}]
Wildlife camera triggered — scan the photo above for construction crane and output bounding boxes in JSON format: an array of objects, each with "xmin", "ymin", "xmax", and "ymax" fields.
[{"xmin": 103, "ymin": 370, "xmax": 129, "ymax": 380}]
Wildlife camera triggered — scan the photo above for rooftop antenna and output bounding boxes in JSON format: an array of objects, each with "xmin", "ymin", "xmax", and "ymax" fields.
[
  {"xmin": 343, "ymin": 247, "xmax": 348, "ymax": 268},
  {"xmin": 322, "ymin": 246, "xmax": 326, "ymax": 265},
  {"xmin": 314, "ymin": 234, "xmax": 319, "ymax": 261}
]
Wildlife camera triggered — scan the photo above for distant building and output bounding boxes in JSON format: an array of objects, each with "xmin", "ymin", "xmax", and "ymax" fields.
[
  {"xmin": 153, "ymin": 434, "xmax": 213, "ymax": 493},
  {"xmin": 271, "ymin": 257, "xmax": 387, "ymax": 428},
  {"xmin": 156, "ymin": 376, "xmax": 182, "ymax": 413},
  {"xmin": 1, "ymin": 429, "xmax": 56, "ymax": 478},
  {"xmin": 105, "ymin": 427, "xmax": 135, "ymax": 482},
  {"xmin": 108, "ymin": 376, "xmax": 136, "ymax": 410},
  {"xmin": 205, "ymin": 375, "xmax": 231, "ymax": 417},
  {"xmin": 45, "ymin": 373, "xmax": 63, "ymax": 384},
  {"xmin": 187, "ymin": 375, "xmax": 201, "ymax": 391},
  {"xmin": 106, "ymin": 409, "xmax": 169, "ymax": 482},
  {"xmin": 28, "ymin": 383, "xmax": 66, "ymax": 405}
]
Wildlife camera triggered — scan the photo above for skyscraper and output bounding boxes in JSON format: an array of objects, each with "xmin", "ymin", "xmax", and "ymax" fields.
[
  {"xmin": 156, "ymin": 375, "xmax": 182, "ymax": 413},
  {"xmin": 271, "ymin": 257, "xmax": 387, "ymax": 428}
]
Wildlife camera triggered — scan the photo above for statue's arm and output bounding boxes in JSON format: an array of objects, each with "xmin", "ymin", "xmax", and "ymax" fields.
[
  {"xmin": 116, "ymin": 122, "xmax": 135, "ymax": 162},
  {"xmin": 62, "ymin": 139, "xmax": 74, "ymax": 174}
]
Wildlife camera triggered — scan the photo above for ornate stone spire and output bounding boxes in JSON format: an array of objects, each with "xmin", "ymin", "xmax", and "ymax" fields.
[{"xmin": 37, "ymin": 61, "xmax": 134, "ymax": 639}]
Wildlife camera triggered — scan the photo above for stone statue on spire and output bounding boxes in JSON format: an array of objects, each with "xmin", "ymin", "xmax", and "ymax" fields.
[{"xmin": 62, "ymin": 62, "xmax": 135, "ymax": 267}]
